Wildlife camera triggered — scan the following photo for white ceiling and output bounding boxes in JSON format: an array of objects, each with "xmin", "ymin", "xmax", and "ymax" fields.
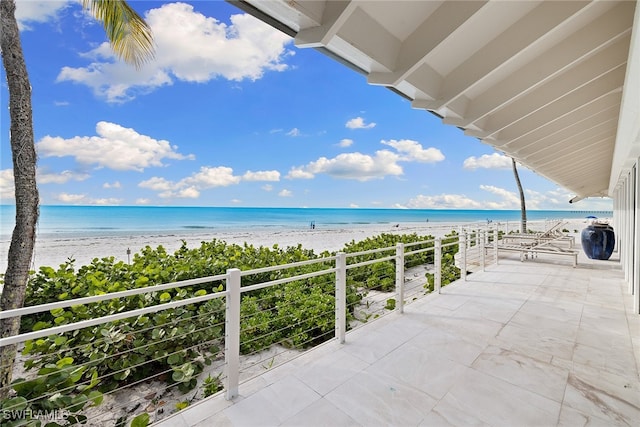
[{"xmin": 232, "ymin": 0, "xmax": 636, "ymax": 199}]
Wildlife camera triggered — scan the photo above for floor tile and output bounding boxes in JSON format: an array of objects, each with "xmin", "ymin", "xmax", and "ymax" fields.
[
  {"xmin": 222, "ymin": 377, "xmax": 321, "ymax": 426},
  {"xmin": 471, "ymin": 345, "xmax": 569, "ymax": 403},
  {"xmin": 563, "ymin": 369, "xmax": 640, "ymax": 426},
  {"xmin": 293, "ymin": 349, "xmax": 369, "ymax": 396},
  {"xmin": 281, "ymin": 398, "xmax": 360, "ymax": 427},
  {"xmin": 436, "ymin": 368, "xmax": 562, "ymax": 426},
  {"xmin": 325, "ymin": 370, "xmax": 437, "ymax": 426},
  {"xmin": 369, "ymin": 341, "xmax": 470, "ymax": 399}
]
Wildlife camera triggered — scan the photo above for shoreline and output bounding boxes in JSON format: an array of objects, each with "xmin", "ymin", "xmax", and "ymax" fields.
[{"xmin": 0, "ymin": 218, "xmax": 593, "ymax": 273}]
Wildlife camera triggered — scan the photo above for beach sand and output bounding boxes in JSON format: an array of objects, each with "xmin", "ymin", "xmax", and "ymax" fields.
[{"xmin": 0, "ymin": 218, "xmax": 591, "ymax": 273}]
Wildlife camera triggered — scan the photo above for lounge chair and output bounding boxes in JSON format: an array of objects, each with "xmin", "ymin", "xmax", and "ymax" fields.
[{"xmin": 495, "ymin": 221, "xmax": 579, "ymax": 267}]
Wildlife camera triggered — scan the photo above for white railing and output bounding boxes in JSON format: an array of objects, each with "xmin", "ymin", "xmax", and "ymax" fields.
[{"xmin": 0, "ymin": 229, "xmax": 504, "ymax": 426}]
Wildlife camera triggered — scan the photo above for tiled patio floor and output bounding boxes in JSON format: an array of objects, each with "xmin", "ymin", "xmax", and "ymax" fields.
[{"xmin": 156, "ymin": 252, "xmax": 640, "ymax": 426}]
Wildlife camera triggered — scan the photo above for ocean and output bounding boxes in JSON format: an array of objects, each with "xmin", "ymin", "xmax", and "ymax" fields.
[{"xmin": 0, "ymin": 205, "xmax": 612, "ymax": 238}]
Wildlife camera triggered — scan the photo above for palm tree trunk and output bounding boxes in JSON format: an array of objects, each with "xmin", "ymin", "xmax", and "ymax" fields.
[
  {"xmin": 0, "ymin": 0, "xmax": 39, "ymax": 398},
  {"xmin": 512, "ymin": 158, "xmax": 526, "ymax": 233}
]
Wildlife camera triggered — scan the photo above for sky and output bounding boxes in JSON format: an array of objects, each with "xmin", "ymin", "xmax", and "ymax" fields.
[{"xmin": 0, "ymin": 0, "xmax": 613, "ymax": 211}]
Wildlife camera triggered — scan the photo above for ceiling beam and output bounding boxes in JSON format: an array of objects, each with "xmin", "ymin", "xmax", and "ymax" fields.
[
  {"xmin": 426, "ymin": 1, "xmax": 591, "ymax": 112},
  {"xmin": 499, "ymin": 92, "xmax": 622, "ymax": 149},
  {"xmin": 492, "ymin": 68, "xmax": 625, "ymax": 142},
  {"xmin": 482, "ymin": 50, "xmax": 628, "ymax": 134},
  {"xmin": 368, "ymin": 0, "xmax": 488, "ymax": 89},
  {"xmin": 295, "ymin": 1, "xmax": 356, "ymax": 48},
  {"xmin": 448, "ymin": 1, "xmax": 633, "ymax": 127}
]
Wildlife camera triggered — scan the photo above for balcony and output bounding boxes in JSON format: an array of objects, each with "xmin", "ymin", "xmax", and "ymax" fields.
[
  {"xmin": 1, "ymin": 230, "xmax": 637, "ymax": 426},
  {"xmin": 159, "ymin": 252, "xmax": 639, "ymax": 426}
]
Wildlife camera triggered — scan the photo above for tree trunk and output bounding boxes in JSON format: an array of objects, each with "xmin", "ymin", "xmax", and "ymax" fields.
[
  {"xmin": 512, "ymin": 158, "xmax": 526, "ymax": 233},
  {"xmin": 0, "ymin": 0, "xmax": 39, "ymax": 398}
]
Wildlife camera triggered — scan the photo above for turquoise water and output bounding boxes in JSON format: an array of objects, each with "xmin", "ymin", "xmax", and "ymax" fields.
[{"xmin": 0, "ymin": 205, "xmax": 612, "ymax": 238}]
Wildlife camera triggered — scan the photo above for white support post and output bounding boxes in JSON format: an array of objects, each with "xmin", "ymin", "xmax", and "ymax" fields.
[
  {"xmin": 225, "ymin": 268, "xmax": 241, "ymax": 400},
  {"xmin": 634, "ymin": 161, "xmax": 640, "ymax": 314},
  {"xmin": 481, "ymin": 231, "xmax": 486, "ymax": 271},
  {"xmin": 395, "ymin": 243, "xmax": 405, "ymax": 313},
  {"xmin": 494, "ymin": 223, "xmax": 499, "ymax": 265},
  {"xmin": 335, "ymin": 252, "xmax": 347, "ymax": 343},
  {"xmin": 460, "ymin": 233, "xmax": 467, "ymax": 281},
  {"xmin": 435, "ymin": 238, "xmax": 442, "ymax": 294}
]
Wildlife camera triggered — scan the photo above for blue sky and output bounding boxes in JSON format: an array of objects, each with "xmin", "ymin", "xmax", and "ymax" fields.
[{"xmin": 0, "ymin": 0, "xmax": 613, "ymax": 210}]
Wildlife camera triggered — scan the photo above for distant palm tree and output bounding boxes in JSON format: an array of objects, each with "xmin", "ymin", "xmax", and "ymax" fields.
[
  {"xmin": 512, "ymin": 158, "xmax": 527, "ymax": 233},
  {"xmin": 0, "ymin": 0, "xmax": 154, "ymax": 396}
]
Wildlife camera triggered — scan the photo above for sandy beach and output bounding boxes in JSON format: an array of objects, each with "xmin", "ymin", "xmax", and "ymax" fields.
[{"xmin": 0, "ymin": 218, "xmax": 592, "ymax": 273}]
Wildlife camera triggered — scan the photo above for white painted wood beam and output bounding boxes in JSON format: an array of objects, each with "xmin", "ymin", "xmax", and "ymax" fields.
[
  {"xmin": 536, "ymin": 142, "xmax": 614, "ymax": 171},
  {"xmin": 515, "ymin": 118, "xmax": 618, "ymax": 158},
  {"xmin": 491, "ymin": 68, "xmax": 625, "ymax": 142},
  {"xmin": 369, "ymin": 0, "xmax": 488, "ymax": 90},
  {"xmin": 555, "ymin": 165, "xmax": 609, "ymax": 184},
  {"xmin": 335, "ymin": 6, "xmax": 400, "ymax": 70},
  {"xmin": 295, "ymin": 1, "xmax": 356, "ymax": 48},
  {"xmin": 483, "ymin": 49, "xmax": 628, "ymax": 135},
  {"xmin": 499, "ymin": 93, "xmax": 621, "ymax": 149},
  {"xmin": 528, "ymin": 127, "xmax": 616, "ymax": 165},
  {"xmin": 459, "ymin": 2, "xmax": 633, "ymax": 128},
  {"xmin": 427, "ymin": 1, "xmax": 591, "ymax": 111}
]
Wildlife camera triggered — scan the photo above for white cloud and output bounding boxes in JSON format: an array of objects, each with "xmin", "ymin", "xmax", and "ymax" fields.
[
  {"xmin": 381, "ymin": 139, "xmax": 444, "ymax": 163},
  {"xmin": 231, "ymin": 198, "xmax": 242, "ymax": 204},
  {"xmin": 37, "ymin": 121, "xmax": 194, "ymax": 172},
  {"xmin": 57, "ymin": 193, "xmax": 89, "ymax": 203},
  {"xmin": 463, "ymin": 153, "xmax": 512, "ymax": 170},
  {"xmin": 103, "ymin": 181, "xmax": 122, "ymax": 189},
  {"xmin": 92, "ymin": 197, "xmax": 124, "ymax": 205},
  {"xmin": 286, "ymin": 128, "xmax": 301, "ymax": 137},
  {"xmin": 346, "ymin": 117, "xmax": 376, "ymax": 129},
  {"xmin": 286, "ymin": 168, "xmax": 315, "ymax": 180},
  {"xmin": 38, "ymin": 169, "xmax": 90, "ymax": 184},
  {"xmin": 338, "ymin": 139, "xmax": 354, "ymax": 148},
  {"xmin": 15, "ymin": 0, "xmax": 72, "ymax": 30},
  {"xmin": 243, "ymin": 170, "xmax": 280, "ymax": 182},
  {"xmin": 480, "ymin": 185, "xmax": 521, "ymax": 209},
  {"xmin": 139, "ymin": 166, "xmax": 241, "ymax": 199},
  {"xmin": 182, "ymin": 166, "xmax": 241, "ymax": 188},
  {"xmin": 54, "ymin": 193, "xmax": 123, "ymax": 205},
  {"xmin": 287, "ymin": 150, "xmax": 403, "ymax": 181},
  {"xmin": 279, "ymin": 189, "xmax": 292, "ymax": 197},
  {"xmin": 135, "ymin": 198, "xmax": 151, "ymax": 205},
  {"xmin": 170, "ymin": 187, "xmax": 200, "ymax": 199},
  {"xmin": 262, "ymin": 184, "xmax": 273, "ymax": 191},
  {"xmin": 56, "ymin": 3, "xmax": 293, "ymax": 103},
  {"xmin": 404, "ymin": 185, "xmax": 535, "ymax": 210},
  {"xmin": 405, "ymin": 194, "xmax": 483, "ymax": 209},
  {"xmin": 0, "ymin": 169, "xmax": 15, "ymax": 200},
  {"xmin": 1, "ymin": 169, "xmax": 90, "ymax": 199},
  {"xmin": 138, "ymin": 176, "xmax": 174, "ymax": 192}
]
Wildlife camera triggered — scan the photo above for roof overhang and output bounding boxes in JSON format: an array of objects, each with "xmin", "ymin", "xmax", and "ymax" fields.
[{"xmin": 231, "ymin": 0, "xmax": 638, "ymax": 200}]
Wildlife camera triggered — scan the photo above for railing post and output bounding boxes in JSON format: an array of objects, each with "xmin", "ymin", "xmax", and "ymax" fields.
[
  {"xmin": 460, "ymin": 232, "xmax": 467, "ymax": 281},
  {"xmin": 396, "ymin": 243, "xmax": 405, "ymax": 313},
  {"xmin": 480, "ymin": 231, "xmax": 486, "ymax": 271},
  {"xmin": 494, "ymin": 223, "xmax": 499, "ymax": 265},
  {"xmin": 435, "ymin": 237, "xmax": 442, "ymax": 294},
  {"xmin": 335, "ymin": 252, "xmax": 347, "ymax": 344},
  {"xmin": 225, "ymin": 268, "xmax": 241, "ymax": 400}
]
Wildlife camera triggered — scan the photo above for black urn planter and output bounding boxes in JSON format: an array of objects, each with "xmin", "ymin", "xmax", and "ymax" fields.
[{"xmin": 581, "ymin": 223, "xmax": 615, "ymax": 260}]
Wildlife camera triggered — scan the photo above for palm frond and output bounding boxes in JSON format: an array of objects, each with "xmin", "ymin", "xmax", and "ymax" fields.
[{"xmin": 82, "ymin": 0, "xmax": 155, "ymax": 69}]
